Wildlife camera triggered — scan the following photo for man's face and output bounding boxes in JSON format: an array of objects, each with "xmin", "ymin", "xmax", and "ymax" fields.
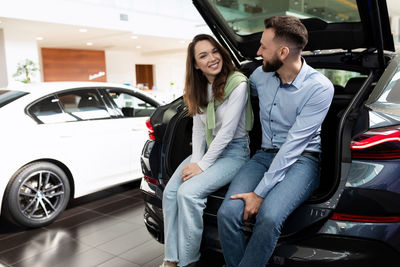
[{"xmin": 257, "ymin": 28, "xmax": 283, "ymax": 72}]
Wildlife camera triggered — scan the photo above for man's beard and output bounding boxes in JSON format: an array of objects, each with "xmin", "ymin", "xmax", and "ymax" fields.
[{"xmin": 262, "ymin": 55, "xmax": 283, "ymax": 72}]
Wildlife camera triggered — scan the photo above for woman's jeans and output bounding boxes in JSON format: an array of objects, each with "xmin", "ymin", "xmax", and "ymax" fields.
[
  {"xmin": 217, "ymin": 150, "xmax": 320, "ymax": 267},
  {"xmin": 162, "ymin": 137, "xmax": 250, "ymax": 267}
]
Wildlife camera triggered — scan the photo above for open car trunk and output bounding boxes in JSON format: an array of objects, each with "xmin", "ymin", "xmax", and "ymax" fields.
[
  {"xmin": 147, "ymin": 50, "xmax": 393, "ymax": 247},
  {"xmin": 140, "ymin": 0, "xmax": 397, "ymax": 263}
]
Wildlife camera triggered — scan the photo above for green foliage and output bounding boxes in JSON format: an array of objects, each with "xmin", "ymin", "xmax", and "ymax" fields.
[{"xmin": 13, "ymin": 59, "xmax": 39, "ymax": 83}]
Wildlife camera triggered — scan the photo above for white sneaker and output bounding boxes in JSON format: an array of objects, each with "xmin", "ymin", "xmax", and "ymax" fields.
[{"xmin": 160, "ymin": 262, "xmax": 177, "ymax": 267}]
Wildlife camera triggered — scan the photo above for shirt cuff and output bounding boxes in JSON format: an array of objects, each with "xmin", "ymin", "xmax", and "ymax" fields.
[
  {"xmin": 254, "ymin": 175, "xmax": 274, "ymax": 198},
  {"xmin": 197, "ymin": 160, "xmax": 211, "ymax": 171}
]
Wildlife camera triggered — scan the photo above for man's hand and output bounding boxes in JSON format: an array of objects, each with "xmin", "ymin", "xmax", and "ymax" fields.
[
  {"xmin": 230, "ymin": 192, "xmax": 264, "ymax": 221},
  {"xmin": 181, "ymin": 163, "xmax": 203, "ymax": 181}
]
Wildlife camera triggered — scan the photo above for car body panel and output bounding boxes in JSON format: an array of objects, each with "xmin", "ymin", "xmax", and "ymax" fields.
[
  {"xmin": 0, "ymin": 82, "xmax": 159, "ymax": 217},
  {"xmin": 319, "ymin": 219, "xmax": 400, "ymax": 250}
]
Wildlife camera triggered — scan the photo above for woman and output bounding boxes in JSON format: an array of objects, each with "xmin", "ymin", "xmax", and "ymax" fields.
[{"xmin": 161, "ymin": 34, "xmax": 253, "ymax": 267}]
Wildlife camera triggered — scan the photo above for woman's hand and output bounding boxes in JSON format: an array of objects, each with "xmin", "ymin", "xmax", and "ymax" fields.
[{"xmin": 181, "ymin": 163, "xmax": 203, "ymax": 181}]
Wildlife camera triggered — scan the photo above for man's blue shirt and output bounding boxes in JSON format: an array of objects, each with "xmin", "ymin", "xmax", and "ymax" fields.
[{"xmin": 249, "ymin": 59, "xmax": 334, "ymax": 198}]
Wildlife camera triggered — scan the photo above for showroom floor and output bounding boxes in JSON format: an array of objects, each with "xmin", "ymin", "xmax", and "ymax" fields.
[{"xmin": 0, "ymin": 181, "xmax": 222, "ymax": 267}]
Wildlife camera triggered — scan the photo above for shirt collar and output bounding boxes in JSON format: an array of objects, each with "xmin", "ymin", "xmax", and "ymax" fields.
[
  {"xmin": 274, "ymin": 57, "xmax": 309, "ymax": 89},
  {"xmin": 291, "ymin": 57, "xmax": 309, "ymax": 89}
]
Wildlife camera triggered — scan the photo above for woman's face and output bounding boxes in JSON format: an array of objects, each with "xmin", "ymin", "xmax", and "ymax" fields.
[{"xmin": 194, "ymin": 40, "xmax": 223, "ymax": 84}]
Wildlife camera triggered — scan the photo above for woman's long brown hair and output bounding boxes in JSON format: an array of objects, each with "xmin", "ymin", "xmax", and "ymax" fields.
[{"xmin": 183, "ymin": 34, "xmax": 235, "ymax": 116}]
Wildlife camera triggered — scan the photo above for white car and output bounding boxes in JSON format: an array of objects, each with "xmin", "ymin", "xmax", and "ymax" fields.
[{"xmin": 0, "ymin": 82, "xmax": 160, "ymax": 228}]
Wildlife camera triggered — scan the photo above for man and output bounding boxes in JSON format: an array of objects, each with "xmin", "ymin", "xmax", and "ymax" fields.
[{"xmin": 217, "ymin": 16, "xmax": 334, "ymax": 267}]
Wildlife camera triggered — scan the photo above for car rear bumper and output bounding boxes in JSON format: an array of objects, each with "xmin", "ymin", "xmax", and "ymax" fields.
[
  {"xmin": 202, "ymin": 222, "xmax": 400, "ymax": 266},
  {"xmin": 140, "ymin": 182, "xmax": 164, "ymax": 243},
  {"xmin": 271, "ymin": 234, "xmax": 400, "ymax": 266},
  {"xmin": 143, "ymin": 201, "xmax": 164, "ymax": 243}
]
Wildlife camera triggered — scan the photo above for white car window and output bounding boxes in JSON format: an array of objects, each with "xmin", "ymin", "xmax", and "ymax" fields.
[
  {"xmin": 107, "ymin": 90, "xmax": 156, "ymax": 118},
  {"xmin": 29, "ymin": 95, "xmax": 77, "ymax": 124},
  {"xmin": 58, "ymin": 89, "xmax": 111, "ymax": 121}
]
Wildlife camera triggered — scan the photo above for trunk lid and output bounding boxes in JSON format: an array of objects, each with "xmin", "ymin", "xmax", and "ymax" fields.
[
  {"xmin": 193, "ymin": 0, "xmax": 394, "ymax": 67},
  {"xmin": 149, "ymin": 97, "xmax": 193, "ymax": 181}
]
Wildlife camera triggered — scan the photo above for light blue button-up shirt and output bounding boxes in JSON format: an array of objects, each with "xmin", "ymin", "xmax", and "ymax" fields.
[{"xmin": 249, "ymin": 59, "xmax": 334, "ymax": 198}]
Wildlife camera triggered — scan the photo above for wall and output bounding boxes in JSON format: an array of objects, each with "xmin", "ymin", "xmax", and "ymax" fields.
[
  {"xmin": 105, "ymin": 48, "xmax": 187, "ymax": 102},
  {"xmin": 0, "ymin": 29, "xmax": 8, "ymax": 87},
  {"xmin": 1, "ymin": 22, "xmax": 41, "ymax": 85},
  {"xmin": 41, "ymin": 48, "xmax": 107, "ymax": 82},
  {"xmin": 0, "ymin": 0, "xmax": 205, "ymax": 91}
]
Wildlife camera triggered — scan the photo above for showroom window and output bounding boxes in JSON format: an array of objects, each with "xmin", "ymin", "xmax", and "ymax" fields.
[
  {"xmin": 106, "ymin": 90, "xmax": 156, "ymax": 118},
  {"xmin": 317, "ymin": 69, "xmax": 367, "ymax": 87},
  {"xmin": 57, "ymin": 89, "xmax": 111, "ymax": 121}
]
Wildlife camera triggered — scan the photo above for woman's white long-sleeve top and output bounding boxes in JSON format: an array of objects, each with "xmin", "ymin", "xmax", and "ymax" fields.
[{"xmin": 190, "ymin": 82, "xmax": 248, "ymax": 171}]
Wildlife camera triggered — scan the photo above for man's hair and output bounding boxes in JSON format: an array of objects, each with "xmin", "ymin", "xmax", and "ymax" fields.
[{"xmin": 264, "ymin": 16, "xmax": 308, "ymax": 55}]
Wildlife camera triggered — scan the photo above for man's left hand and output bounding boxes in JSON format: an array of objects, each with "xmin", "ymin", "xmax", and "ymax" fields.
[{"xmin": 230, "ymin": 192, "xmax": 264, "ymax": 221}]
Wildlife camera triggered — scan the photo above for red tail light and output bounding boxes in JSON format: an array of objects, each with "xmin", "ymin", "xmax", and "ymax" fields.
[
  {"xmin": 331, "ymin": 212, "xmax": 400, "ymax": 223},
  {"xmin": 144, "ymin": 175, "xmax": 158, "ymax": 185},
  {"xmin": 146, "ymin": 118, "xmax": 156, "ymax": 141},
  {"xmin": 351, "ymin": 126, "xmax": 400, "ymax": 159}
]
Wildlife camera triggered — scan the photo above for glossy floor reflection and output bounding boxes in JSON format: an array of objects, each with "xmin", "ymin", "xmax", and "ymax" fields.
[
  {"xmin": 0, "ymin": 181, "xmax": 166, "ymax": 267},
  {"xmin": 0, "ymin": 181, "xmax": 226, "ymax": 267}
]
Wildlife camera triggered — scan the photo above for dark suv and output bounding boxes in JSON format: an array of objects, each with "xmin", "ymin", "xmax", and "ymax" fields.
[{"xmin": 140, "ymin": 0, "xmax": 400, "ymax": 265}]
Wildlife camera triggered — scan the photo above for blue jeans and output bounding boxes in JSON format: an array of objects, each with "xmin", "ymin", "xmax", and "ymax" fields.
[
  {"xmin": 217, "ymin": 150, "xmax": 320, "ymax": 267},
  {"xmin": 163, "ymin": 137, "xmax": 250, "ymax": 267}
]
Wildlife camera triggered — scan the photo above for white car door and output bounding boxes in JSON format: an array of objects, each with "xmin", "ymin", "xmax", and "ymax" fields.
[
  {"xmin": 30, "ymin": 89, "xmax": 135, "ymax": 196},
  {"xmin": 103, "ymin": 88, "xmax": 157, "ymax": 179}
]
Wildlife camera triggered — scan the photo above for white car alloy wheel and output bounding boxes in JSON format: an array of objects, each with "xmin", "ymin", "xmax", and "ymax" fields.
[{"xmin": 4, "ymin": 162, "xmax": 70, "ymax": 228}]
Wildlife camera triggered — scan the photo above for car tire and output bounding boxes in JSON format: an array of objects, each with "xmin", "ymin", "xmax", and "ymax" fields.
[{"xmin": 3, "ymin": 162, "xmax": 70, "ymax": 228}]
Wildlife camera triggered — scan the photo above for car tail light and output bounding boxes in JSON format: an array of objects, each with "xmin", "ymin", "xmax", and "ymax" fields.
[
  {"xmin": 331, "ymin": 212, "xmax": 400, "ymax": 223},
  {"xmin": 350, "ymin": 126, "xmax": 400, "ymax": 160},
  {"xmin": 146, "ymin": 118, "xmax": 155, "ymax": 141},
  {"xmin": 144, "ymin": 175, "xmax": 159, "ymax": 185}
]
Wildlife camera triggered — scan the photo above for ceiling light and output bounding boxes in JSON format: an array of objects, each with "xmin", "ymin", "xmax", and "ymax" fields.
[
  {"xmin": 79, "ymin": 29, "xmax": 88, "ymax": 32},
  {"xmin": 136, "ymin": 45, "xmax": 141, "ymax": 49},
  {"xmin": 86, "ymin": 42, "xmax": 93, "ymax": 46},
  {"xmin": 131, "ymin": 35, "xmax": 138, "ymax": 39},
  {"xmin": 36, "ymin": 37, "xmax": 44, "ymax": 41}
]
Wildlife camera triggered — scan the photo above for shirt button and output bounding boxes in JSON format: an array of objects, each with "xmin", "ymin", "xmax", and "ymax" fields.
[
  {"xmin": 271, "ymin": 120, "xmax": 274, "ymax": 122},
  {"xmin": 273, "ymin": 103, "xmax": 277, "ymax": 106}
]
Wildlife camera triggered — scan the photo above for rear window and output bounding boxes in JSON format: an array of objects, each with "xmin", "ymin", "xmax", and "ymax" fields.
[
  {"xmin": 0, "ymin": 90, "xmax": 28, "ymax": 108},
  {"xmin": 211, "ymin": 0, "xmax": 360, "ymax": 35},
  {"xmin": 367, "ymin": 62, "xmax": 400, "ymax": 117},
  {"xmin": 317, "ymin": 69, "xmax": 367, "ymax": 87}
]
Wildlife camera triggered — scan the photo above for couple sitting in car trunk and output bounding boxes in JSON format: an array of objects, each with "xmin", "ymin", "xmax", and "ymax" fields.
[{"xmin": 160, "ymin": 16, "xmax": 334, "ymax": 267}]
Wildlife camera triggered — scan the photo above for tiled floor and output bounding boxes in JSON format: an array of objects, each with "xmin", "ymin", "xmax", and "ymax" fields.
[{"xmin": 0, "ymin": 181, "xmax": 166, "ymax": 267}]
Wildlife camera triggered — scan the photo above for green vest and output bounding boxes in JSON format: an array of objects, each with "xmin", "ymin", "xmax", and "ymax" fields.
[{"xmin": 206, "ymin": 71, "xmax": 254, "ymax": 147}]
